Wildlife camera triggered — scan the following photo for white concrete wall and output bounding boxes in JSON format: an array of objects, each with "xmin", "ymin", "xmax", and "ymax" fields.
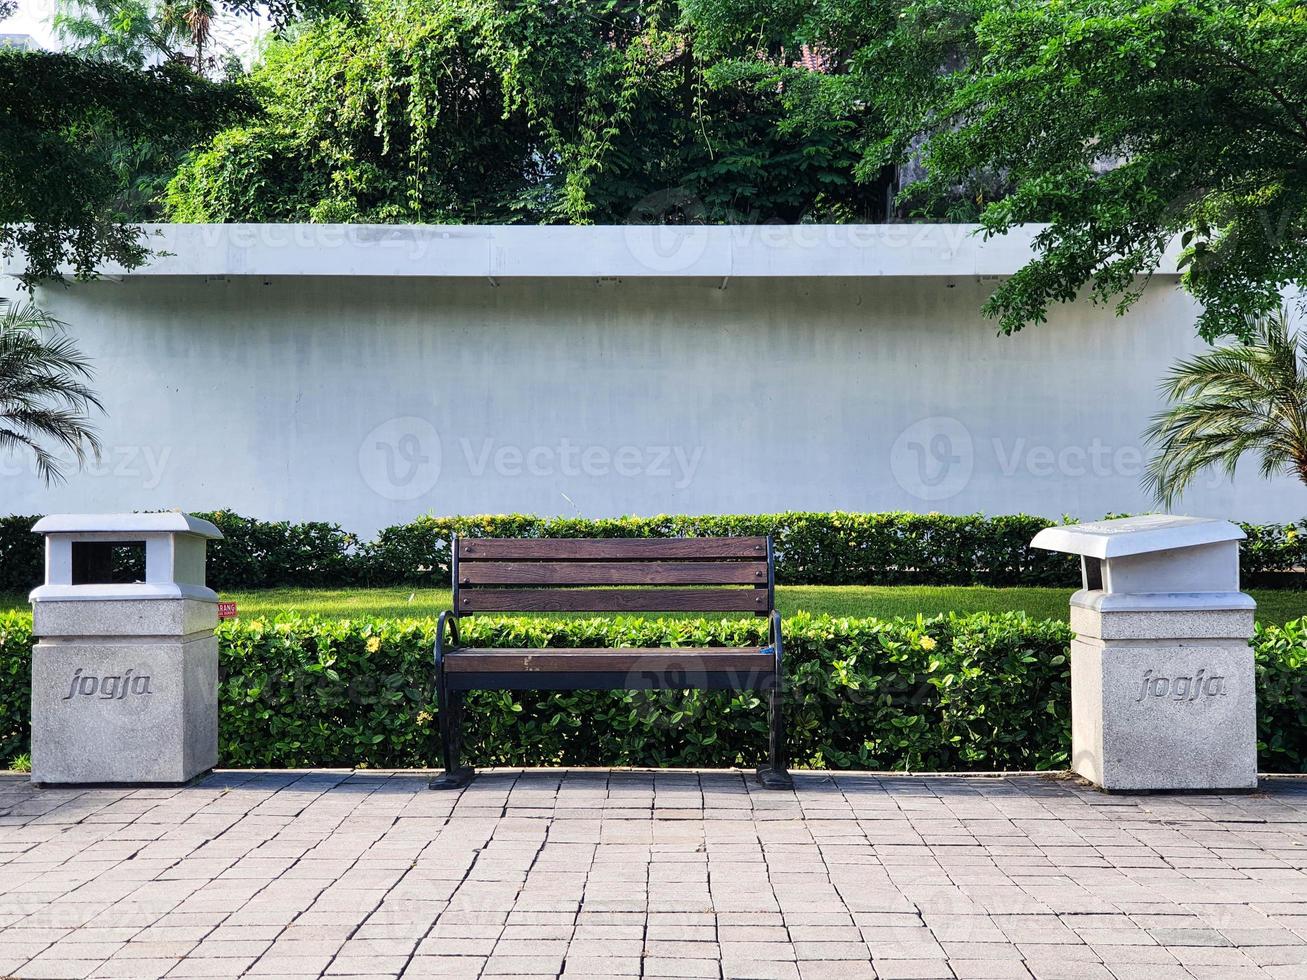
[{"xmin": 3, "ymin": 274, "xmax": 1299, "ymax": 534}]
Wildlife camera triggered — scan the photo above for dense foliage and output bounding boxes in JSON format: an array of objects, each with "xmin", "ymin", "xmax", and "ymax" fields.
[
  {"xmin": 699, "ymin": 0, "xmax": 1307, "ymax": 340},
  {"xmin": 0, "ymin": 0, "xmax": 338, "ymax": 284},
  {"xmin": 355, "ymin": 512, "xmax": 1085, "ymax": 588},
  {"xmin": 1, "ymin": 509, "xmax": 1305, "ymax": 594},
  {"xmin": 4, "ymin": 610, "xmax": 1307, "ymax": 772},
  {"xmin": 0, "ymin": 611, "xmax": 26, "ymax": 763},
  {"xmin": 165, "ymin": 0, "xmax": 882, "ymax": 224},
  {"xmin": 1256, "ymin": 616, "xmax": 1307, "ymax": 768},
  {"xmin": 0, "ymin": 47, "xmax": 250, "ymax": 288},
  {"xmin": 215, "ymin": 613, "xmax": 1075, "ymax": 771},
  {"xmin": 0, "ymin": 515, "xmax": 43, "ymax": 595}
]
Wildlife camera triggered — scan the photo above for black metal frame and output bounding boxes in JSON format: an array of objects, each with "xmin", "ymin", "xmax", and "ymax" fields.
[
  {"xmin": 430, "ymin": 533, "xmax": 791, "ymax": 791},
  {"xmin": 756, "ymin": 606, "xmax": 790, "ymax": 789},
  {"xmin": 429, "ymin": 608, "xmax": 471, "ymax": 789}
]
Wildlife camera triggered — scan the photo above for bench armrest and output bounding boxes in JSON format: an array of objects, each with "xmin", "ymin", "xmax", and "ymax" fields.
[
  {"xmin": 434, "ymin": 610, "xmax": 460, "ymax": 671},
  {"xmin": 768, "ymin": 609, "xmax": 783, "ymax": 676}
]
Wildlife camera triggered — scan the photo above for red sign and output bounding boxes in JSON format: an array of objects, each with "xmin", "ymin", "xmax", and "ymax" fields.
[{"xmin": 217, "ymin": 601, "xmax": 238, "ymax": 620}]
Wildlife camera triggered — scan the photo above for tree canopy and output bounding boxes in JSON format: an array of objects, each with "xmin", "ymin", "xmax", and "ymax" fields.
[
  {"xmin": 691, "ymin": 0, "xmax": 1307, "ymax": 341},
  {"xmin": 0, "ymin": 49, "xmax": 250, "ymax": 288},
  {"xmin": 165, "ymin": 0, "xmax": 882, "ymax": 225},
  {"xmin": 896, "ymin": 0, "xmax": 1307, "ymax": 342}
]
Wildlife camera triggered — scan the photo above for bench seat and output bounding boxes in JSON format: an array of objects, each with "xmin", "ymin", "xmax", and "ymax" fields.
[{"xmin": 444, "ymin": 647, "xmax": 777, "ymax": 690}]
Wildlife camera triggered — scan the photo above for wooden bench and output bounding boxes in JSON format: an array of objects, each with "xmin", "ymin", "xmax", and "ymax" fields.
[{"xmin": 430, "ymin": 535, "xmax": 791, "ymax": 790}]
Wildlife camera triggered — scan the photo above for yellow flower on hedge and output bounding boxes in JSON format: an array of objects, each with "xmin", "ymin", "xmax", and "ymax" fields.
[
  {"xmin": 920, "ymin": 635, "xmax": 937, "ymax": 651},
  {"xmin": 366, "ymin": 636, "xmax": 381, "ymax": 653}
]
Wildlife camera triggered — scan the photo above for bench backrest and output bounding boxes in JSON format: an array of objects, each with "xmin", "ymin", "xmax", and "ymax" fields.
[{"xmin": 452, "ymin": 536, "xmax": 774, "ymax": 615}]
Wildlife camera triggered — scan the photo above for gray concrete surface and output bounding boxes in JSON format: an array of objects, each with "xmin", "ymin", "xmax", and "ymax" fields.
[
  {"xmin": 13, "ymin": 271, "xmax": 1302, "ymax": 532},
  {"xmin": 29, "ymin": 636, "xmax": 219, "ymax": 787},
  {"xmin": 1, "ymin": 770, "xmax": 1305, "ymax": 979}
]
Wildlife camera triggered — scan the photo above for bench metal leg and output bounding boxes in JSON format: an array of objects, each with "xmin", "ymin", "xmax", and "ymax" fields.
[
  {"xmin": 756, "ymin": 612, "xmax": 792, "ymax": 791},
  {"xmin": 431, "ymin": 683, "xmax": 473, "ymax": 790},
  {"xmin": 756, "ymin": 683, "xmax": 793, "ymax": 790},
  {"xmin": 431, "ymin": 610, "xmax": 472, "ymax": 790}
]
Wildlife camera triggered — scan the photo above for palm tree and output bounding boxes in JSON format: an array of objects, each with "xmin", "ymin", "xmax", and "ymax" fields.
[
  {"xmin": 55, "ymin": 0, "xmax": 218, "ymax": 75},
  {"xmin": 1144, "ymin": 309, "xmax": 1307, "ymax": 508},
  {"xmin": 0, "ymin": 303, "xmax": 104, "ymax": 485}
]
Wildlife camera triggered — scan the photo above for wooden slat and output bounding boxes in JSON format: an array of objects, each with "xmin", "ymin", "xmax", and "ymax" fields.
[
  {"xmin": 458, "ymin": 588, "xmax": 768, "ymax": 613},
  {"xmin": 448, "ymin": 672, "xmax": 776, "ymax": 691},
  {"xmin": 460, "ymin": 561, "xmax": 767, "ymax": 586},
  {"xmin": 457, "ymin": 537, "xmax": 768, "ymax": 560},
  {"xmin": 445, "ymin": 648, "xmax": 772, "ymax": 673}
]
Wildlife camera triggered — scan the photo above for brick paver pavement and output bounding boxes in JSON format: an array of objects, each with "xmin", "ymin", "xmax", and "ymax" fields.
[{"xmin": 2, "ymin": 770, "xmax": 1306, "ymax": 979}]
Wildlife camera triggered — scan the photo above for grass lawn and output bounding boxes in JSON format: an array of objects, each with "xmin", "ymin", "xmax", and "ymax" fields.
[{"xmin": 5, "ymin": 586, "xmax": 1300, "ymax": 624}]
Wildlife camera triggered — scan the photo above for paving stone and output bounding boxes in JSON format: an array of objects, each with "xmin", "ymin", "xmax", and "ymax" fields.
[
  {"xmin": 796, "ymin": 962, "xmax": 877, "ymax": 980},
  {"xmin": 947, "ymin": 963, "xmax": 1034, "ymax": 980},
  {"xmin": 1022, "ymin": 964, "xmax": 1113, "ymax": 980},
  {"xmin": 400, "ymin": 956, "xmax": 487, "ymax": 978},
  {"xmin": 325, "ymin": 955, "xmax": 412, "ymax": 975},
  {"xmin": 642, "ymin": 956, "xmax": 722, "ymax": 978},
  {"xmin": 942, "ymin": 942, "xmax": 1024, "ymax": 961},
  {"xmin": 165, "ymin": 956, "xmax": 259, "ymax": 976},
  {"xmin": 872, "ymin": 959, "xmax": 955, "ymax": 979},
  {"xmin": 1, "ymin": 770, "xmax": 1305, "ymax": 980},
  {"xmin": 1146, "ymin": 928, "xmax": 1232, "ymax": 947},
  {"xmin": 1103, "ymin": 968, "xmax": 1193, "ymax": 980},
  {"xmin": 482, "ymin": 953, "xmax": 567, "ymax": 974},
  {"xmin": 90, "ymin": 958, "xmax": 180, "ymax": 979},
  {"xmin": 15, "ymin": 957, "xmax": 107, "ymax": 979},
  {"xmin": 1221, "ymin": 927, "xmax": 1304, "ymax": 946},
  {"xmin": 791, "ymin": 940, "xmax": 870, "ymax": 960},
  {"xmin": 719, "ymin": 960, "xmax": 800, "ymax": 980},
  {"xmin": 561, "ymin": 955, "xmax": 641, "ymax": 975},
  {"xmin": 1089, "ymin": 944, "xmax": 1176, "ymax": 965}
]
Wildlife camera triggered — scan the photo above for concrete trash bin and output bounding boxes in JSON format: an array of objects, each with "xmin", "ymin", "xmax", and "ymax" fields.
[
  {"xmin": 1031, "ymin": 515, "xmax": 1256, "ymax": 792},
  {"xmin": 28, "ymin": 513, "xmax": 223, "ymax": 785}
]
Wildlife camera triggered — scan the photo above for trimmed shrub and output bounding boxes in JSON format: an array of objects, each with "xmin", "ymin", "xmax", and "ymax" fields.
[
  {"xmin": 358, "ymin": 512, "xmax": 1081, "ymax": 588},
  {"xmin": 3, "ymin": 610, "xmax": 1306, "ymax": 773},
  {"xmin": 213, "ymin": 612, "xmax": 1076, "ymax": 772},
  {"xmin": 0, "ymin": 516, "xmax": 43, "ymax": 594},
  {"xmin": 1, "ymin": 511, "xmax": 1304, "ymax": 593},
  {"xmin": 1242, "ymin": 522, "xmax": 1307, "ymax": 588},
  {"xmin": 198, "ymin": 511, "xmax": 361, "ymax": 589},
  {"xmin": 0, "ymin": 611, "xmax": 30, "ymax": 764},
  {"xmin": 1256, "ymin": 617, "xmax": 1307, "ymax": 771}
]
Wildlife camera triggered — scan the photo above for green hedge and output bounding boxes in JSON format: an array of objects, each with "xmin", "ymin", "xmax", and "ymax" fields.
[
  {"xmin": 359, "ymin": 513, "xmax": 1081, "ymax": 588},
  {"xmin": 2, "ymin": 510, "xmax": 1305, "ymax": 593},
  {"xmin": 0, "ymin": 612, "xmax": 29, "ymax": 764},
  {"xmin": 4, "ymin": 610, "xmax": 1306, "ymax": 773},
  {"xmin": 0, "ymin": 515, "xmax": 45, "ymax": 595}
]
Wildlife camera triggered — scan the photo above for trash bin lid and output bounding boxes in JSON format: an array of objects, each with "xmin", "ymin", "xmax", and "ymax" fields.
[
  {"xmin": 31, "ymin": 513, "xmax": 223, "ymax": 539},
  {"xmin": 1030, "ymin": 515, "xmax": 1243, "ymax": 559}
]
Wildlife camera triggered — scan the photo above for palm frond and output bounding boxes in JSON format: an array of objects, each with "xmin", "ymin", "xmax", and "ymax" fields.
[
  {"xmin": 1145, "ymin": 309, "xmax": 1307, "ymax": 508},
  {"xmin": 0, "ymin": 303, "xmax": 105, "ymax": 486},
  {"xmin": 0, "ymin": 428, "xmax": 68, "ymax": 485}
]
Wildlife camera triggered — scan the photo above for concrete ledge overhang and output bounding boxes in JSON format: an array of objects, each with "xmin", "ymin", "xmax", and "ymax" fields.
[{"xmin": 2, "ymin": 223, "xmax": 1186, "ymax": 280}]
